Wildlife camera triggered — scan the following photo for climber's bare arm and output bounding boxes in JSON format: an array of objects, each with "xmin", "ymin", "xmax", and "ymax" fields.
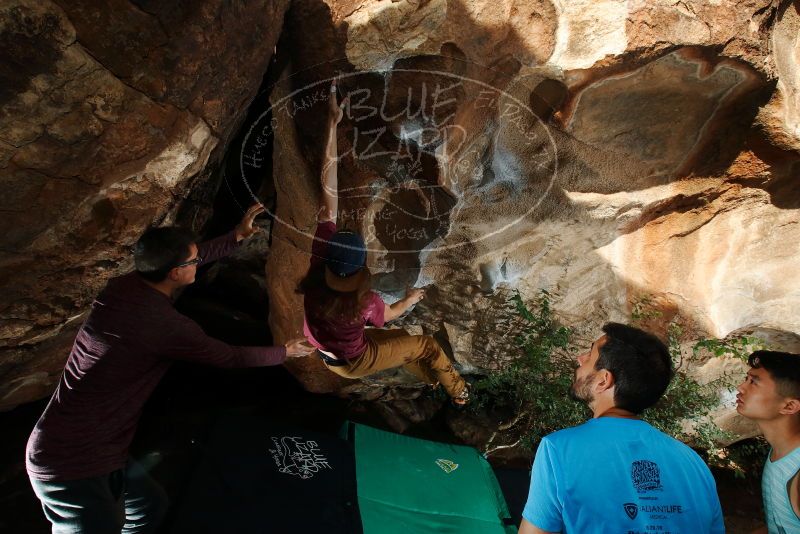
[
  {"xmin": 383, "ymin": 288, "xmax": 424, "ymax": 322},
  {"xmin": 319, "ymin": 78, "xmax": 346, "ymax": 224}
]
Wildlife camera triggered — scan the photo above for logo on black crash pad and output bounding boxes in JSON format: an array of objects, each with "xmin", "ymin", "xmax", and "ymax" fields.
[
  {"xmin": 631, "ymin": 460, "xmax": 663, "ymax": 493},
  {"xmin": 623, "ymin": 503, "xmax": 638, "ymax": 520},
  {"xmin": 269, "ymin": 436, "xmax": 332, "ymax": 479}
]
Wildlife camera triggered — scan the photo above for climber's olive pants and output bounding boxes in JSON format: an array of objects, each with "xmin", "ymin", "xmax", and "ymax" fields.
[{"xmin": 324, "ymin": 328, "xmax": 466, "ymax": 399}]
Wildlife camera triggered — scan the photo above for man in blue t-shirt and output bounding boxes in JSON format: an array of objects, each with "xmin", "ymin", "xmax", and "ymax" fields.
[{"xmin": 519, "ymin": 323, "xmax": 725, "ymax": 534}]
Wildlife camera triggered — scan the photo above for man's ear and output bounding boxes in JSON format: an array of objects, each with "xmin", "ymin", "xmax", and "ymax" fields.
[
  {"xmin": 780, "ymin": 398, "xmax": 800, "ymax": 416},
  {"xmin": 167, "ymin": 268, "xmax": 181, "ymax": 282},
  {"xmin": 595, "ymin": 369, "xmax": 615, "ymax": 394}
]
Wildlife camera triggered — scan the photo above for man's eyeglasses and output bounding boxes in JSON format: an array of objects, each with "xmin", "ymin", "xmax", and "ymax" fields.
[{"xmin": 175, "ymin": 255, "xmax": 203, "ymax": 268}]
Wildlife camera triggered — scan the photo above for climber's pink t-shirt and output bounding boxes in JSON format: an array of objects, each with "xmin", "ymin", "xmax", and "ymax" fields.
[{"xmin": 302, "ymin": 221, "xmax": 385, "ymax": 359}]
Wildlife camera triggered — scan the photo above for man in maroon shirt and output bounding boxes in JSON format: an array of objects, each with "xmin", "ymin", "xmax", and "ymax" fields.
[{"xmin": 26, "ymin": 204, "xmax": 313, "ymax": 533}]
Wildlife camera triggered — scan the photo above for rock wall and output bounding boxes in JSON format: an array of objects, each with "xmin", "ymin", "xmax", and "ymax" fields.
[
  {"xmin": 261, "ymin": 0, "xmax": 800, "ymax": 437},
  {"xmin": 773, "ymin": 1, "xmax": 800, "ymax": 139},
  {"xmin": 0, "ymin": 0, "xmax": 289, "ymax": 409},
  {"xmin": 1, "ymin": 0, "xmax": 799, "ymax": 439}
]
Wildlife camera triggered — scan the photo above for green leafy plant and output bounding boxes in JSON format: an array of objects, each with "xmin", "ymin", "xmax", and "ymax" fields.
[
  {"xmin": 629, "ymin": 295, "xmax": 769, "ymax": 477},
  {"xmin": 724, "ymin": 437, "xmax": 770, "ymax": 479},
  {"xmin": 474, "ymin": 290, "xmax": 587, "ymax": 455},
  {"xmin": 475, "ymin": 291, "xmax": 764, "ymax": 479},
  {"xmin": 638, "ymin": 321, "xmax": 734, "ymax": 454},
  {"xmin": 630, "ymin": 294, "xmax": 662, "ymax": 324},
  {"xmin": 693, "ymin": 336, "xmax": 766, "ymax": 361}
]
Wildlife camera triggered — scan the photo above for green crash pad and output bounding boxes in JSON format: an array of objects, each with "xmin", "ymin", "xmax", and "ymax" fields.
[{"xmin": 344, "ymin": 422, "xmax": 516, "ymax": 534}]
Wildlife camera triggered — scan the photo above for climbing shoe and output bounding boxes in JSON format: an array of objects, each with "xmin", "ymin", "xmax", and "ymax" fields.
[{"xmin": 450, "ymin": 383, "xmax": 471, "ymax": 410}]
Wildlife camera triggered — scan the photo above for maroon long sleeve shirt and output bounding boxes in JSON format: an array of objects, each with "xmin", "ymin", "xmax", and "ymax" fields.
[{"xmin": 26, "ymin": 231, "xmax": 285, "ymax": 481}]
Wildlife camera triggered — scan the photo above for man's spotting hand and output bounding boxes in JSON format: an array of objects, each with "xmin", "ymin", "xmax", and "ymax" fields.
[
  {"xmin": 235, "ymin": 203, "xmax": 266, "ymax": 242},
  {"xmin": 285, "ymin": 338, "xmax": 315, "ymax": 358}
]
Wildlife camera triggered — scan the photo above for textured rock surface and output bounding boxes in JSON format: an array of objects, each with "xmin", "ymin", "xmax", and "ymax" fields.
[
  {"xmin": 0, "ymin": 0, "xmax": 289, "ymax": 409},
  {"xmin": 259, "ymin": 0, "xmax": 800, "ymax": 440},
  {"xmin": 773, "ymin": 2, "xmax": 800, "ymax": 139},
  {"xmin": 2, "ymin": 0, "xmax": 799, "ymax": 448}
]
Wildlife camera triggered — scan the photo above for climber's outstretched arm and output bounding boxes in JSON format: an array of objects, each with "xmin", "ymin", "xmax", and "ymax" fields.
[{"xmin": 318, "ymin": 78, "xmax": 346, "ymax": 224}]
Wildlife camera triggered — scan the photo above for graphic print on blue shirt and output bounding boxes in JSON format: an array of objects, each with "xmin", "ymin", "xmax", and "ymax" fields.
[
  {"xmin": 521, "ymin": 418, "xmax": 725, "ymax": 534},
  {"xmin": 631, "ymin": 460, "xmax": 663, "ymax": 493}
]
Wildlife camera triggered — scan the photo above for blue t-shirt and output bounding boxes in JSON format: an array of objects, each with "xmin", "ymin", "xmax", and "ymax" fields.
[{"xmin": 522, "ymin": 418, "xmax": 724, "ymax": 534}]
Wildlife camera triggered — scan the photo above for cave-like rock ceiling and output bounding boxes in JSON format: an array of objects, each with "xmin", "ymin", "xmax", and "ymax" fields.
[{"xmin": 1, "ymin": 0, "xmax": 798, "ymax": 441}]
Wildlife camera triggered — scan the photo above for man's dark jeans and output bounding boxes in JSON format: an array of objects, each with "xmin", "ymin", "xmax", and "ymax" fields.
[{"xmin": 29, "ymin": 459, "xmax": 168, "ymax": 534}]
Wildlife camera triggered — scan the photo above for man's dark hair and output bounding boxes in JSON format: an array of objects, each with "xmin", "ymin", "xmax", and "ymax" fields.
[
  {"xmin": 134, "ymin": 227, "xmax": 196, "ymax": 282},
  {"xmin": 748, "ymin": 350, "xmax": 800, "ymax": 398},
  {"xmin": 596, "ymin": 323, "xmax": 673, "ymax": 414}
]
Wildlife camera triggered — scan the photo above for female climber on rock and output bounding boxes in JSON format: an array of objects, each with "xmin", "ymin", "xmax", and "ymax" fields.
[{"xmin": 298, "ymin": 78, "xmax": 469, "ymax": 407}]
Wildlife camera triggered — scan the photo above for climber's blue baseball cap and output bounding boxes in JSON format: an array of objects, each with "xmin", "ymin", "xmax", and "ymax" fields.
[{"xmin": 324, "ymin": 230, "xmax": 368, "ymax": 292}]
